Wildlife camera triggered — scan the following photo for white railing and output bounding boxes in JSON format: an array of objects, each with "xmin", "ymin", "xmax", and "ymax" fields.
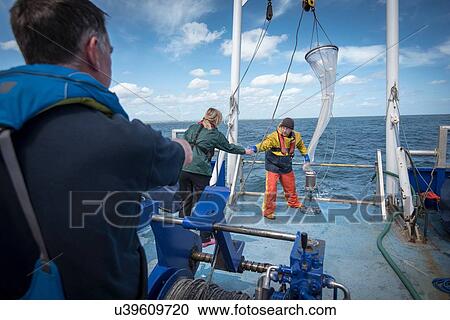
[
  {"xmin": 228, "ymin": 153, "xmax": 383, "ymax": 208},
  {"xmin": 406, "ymin": 125, "xmax": 449, "ymax": 169},
  {"xmin": 228, "ymin": 154, "xmax": 242, "ymax": 206}
]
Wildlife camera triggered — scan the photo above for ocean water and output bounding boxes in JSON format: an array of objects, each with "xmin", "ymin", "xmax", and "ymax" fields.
[{"xmin": 150, "ymin": 114, "xmax": 450, "ymax": 198}]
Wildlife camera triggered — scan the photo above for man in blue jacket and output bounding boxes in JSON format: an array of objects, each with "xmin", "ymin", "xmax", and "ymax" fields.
[{"xmin": 0, "ymin": 0, "xmax": 191, "ymax": 299}]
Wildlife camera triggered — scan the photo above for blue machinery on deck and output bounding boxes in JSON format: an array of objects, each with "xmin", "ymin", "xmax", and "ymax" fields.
[{"xmin": 143, "ymin": 186, "xmax": 350, "ymax": 300}]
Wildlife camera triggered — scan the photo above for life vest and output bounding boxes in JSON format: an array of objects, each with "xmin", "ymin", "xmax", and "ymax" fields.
[
  {"xmin": 270, "ymin": 131, "xmax": 296, "ymax": 158},
  {"xmin": 264, "ymin": 131, "xmax": 297, "ymax": 174}
]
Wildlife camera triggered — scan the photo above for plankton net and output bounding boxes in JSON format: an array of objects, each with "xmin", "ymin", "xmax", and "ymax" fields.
[{"xmin": 305, "ymin": 45, "xmax": 338, "ymax": 162}]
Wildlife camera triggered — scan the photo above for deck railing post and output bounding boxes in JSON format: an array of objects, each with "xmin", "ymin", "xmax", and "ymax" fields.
[
  {"xmin": 376, "ymin": 149, "xmax": 387, "ymax": 220},
  {"xmin": 437, "ymin": 126, "xmax": 449, "ymax": 168},
  {"xmin": 228, "ymin": 155, "xmax": 242, "ymax": 206}
]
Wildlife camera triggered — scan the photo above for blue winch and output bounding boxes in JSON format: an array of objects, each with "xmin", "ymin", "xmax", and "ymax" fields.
[{"xmin": 142, "ymin": 186, "xmax": 350, "ymax": 300}]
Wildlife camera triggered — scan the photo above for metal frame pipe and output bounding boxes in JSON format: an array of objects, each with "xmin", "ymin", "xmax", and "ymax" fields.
[
  {"xmin": 239, "ymin": 191, "xmax": 379, "ymax": 206},
  {"xmin": 210, "ymin": 223, "xmax": 297, "ymax": 242},
  {"xmin": 226, "ymin": 0, "xmax": 243, "ymax": 185},
  {"xmin": 328, "ymin": 280, "xmax": 351, "ymax": 300},
  {"xmin": 408, "ymin": 150, "xmax": 437, "ymax": 157},
  {"xmin": 242, "ymin": 160, "xmax": 374, "ymax": 169},
  {"xmin": 263, "ymin": 266, "xmax": 279, "ymax": 289},
  {"xmin": 151, "ymin": 215, "xmax": 298, "ymax": 242},
  {"xmin": 437, "ymin": 126, "xmax": 449, "ymax": 168}
]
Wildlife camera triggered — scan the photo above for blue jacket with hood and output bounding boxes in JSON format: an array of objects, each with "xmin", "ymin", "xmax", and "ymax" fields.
[{"xmin": 0, "ymin": 64, "xmax": 184, "ymax": 299}]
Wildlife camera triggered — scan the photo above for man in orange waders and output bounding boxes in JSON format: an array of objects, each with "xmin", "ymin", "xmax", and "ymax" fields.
[{"xmin": 250, "ymin": 118, "xmax": 310, "ymax": 219}]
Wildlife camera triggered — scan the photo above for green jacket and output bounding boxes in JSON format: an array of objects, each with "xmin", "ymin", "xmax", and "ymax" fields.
[{"xmin": 183, "ymin": 123, "xmax": 245, "ymax": 176}]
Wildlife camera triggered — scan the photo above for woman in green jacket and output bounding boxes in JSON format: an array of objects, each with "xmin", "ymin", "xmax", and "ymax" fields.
[{"xmin": 180, "ymin": 107, "xmax": 253, "ymax": 247}]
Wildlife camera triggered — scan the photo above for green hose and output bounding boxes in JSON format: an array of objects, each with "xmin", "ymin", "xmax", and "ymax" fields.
[
  {"xmin": 384, "ymin": 170, "xmax": 399, "ymax": 179},
  {"xmin": 384, "ymin": 170, "xmax": 417, "ymax": 196},
  {"xmin": 376, "ymin": 212, "xmax": 422, "ymax": 300}
]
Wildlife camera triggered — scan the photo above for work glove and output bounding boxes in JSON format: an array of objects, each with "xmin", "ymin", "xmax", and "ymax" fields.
[{"xmin": 302, "ymin": 154, "xmax": 311, "ymax": 172}]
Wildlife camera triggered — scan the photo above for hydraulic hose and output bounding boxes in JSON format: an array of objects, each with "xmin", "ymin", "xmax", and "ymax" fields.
[{"xmin": 377, "ymin": 212, "xmax": 422, "ymax": 299}]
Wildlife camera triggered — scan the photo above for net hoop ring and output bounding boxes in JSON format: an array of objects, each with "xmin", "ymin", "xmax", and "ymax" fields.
[{"xmin": 305, "ymin": 44, "xmax": 339, "ymax": 61}]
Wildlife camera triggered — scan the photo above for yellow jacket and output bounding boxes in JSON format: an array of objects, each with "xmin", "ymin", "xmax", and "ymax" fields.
[{"xmin": 256, "ymin": 128, "xmax": 308, "ymax": 156}]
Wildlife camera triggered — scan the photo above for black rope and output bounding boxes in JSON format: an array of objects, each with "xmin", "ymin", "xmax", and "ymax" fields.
[
  {"xmin": 309, "ymin": 16, "xmax": 317, "ymax": 49},
  {"xmin": 271, "ymin": 9, "xmax": 305, "ymax": 120},
  {"xmin": 313, "ymin": 9, "xmax": 332, "ymax": 44},
  {"xmin": 315, "ymin": 16, "xmax": 320, "ymax": 47},
  {"xmin": 164, "ymin": 278, "xmax": 252, "ymax": 300}
]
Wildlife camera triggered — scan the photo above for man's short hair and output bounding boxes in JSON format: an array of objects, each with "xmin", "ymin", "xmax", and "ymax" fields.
[{"xmin": 10, "ymin": 0, "xmax": 108, "ymax": 65}]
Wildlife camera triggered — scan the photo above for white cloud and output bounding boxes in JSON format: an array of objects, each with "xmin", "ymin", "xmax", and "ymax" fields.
[
  {"xmin": 250, "ymin": 72, "xmax": 314, "ymax": 87},
  {"xmin": 0, "ymin": 40, "xmax": 20, "ymax": 52},
  {"xmin": 190, "ymin": 68, "xmax": 207, "ymax": 77},
  {"xmin": 430, "ymin": 80, "xmax": 447, "ymax": 85},
  {"xmin": 182, "ymin": 22, "xmax": 224, "ymax": 45},
  {"xmin": 238, "ymin": 87, "xmax": 279, "ymax": 112},
  {"xmin": 209, "ymin": 69, "xmax": 221, "ymax": 76},
  {"xmin": 291, "ymin": 48, "xmax": 308, "ymax": 63},
  {"xmin": 109, "ymin": 83, "xmax": 260, "ymax": 121},
  {"xmin": 154, "ymin": 90, "xmax": 226, "ymax": 105},
  {"xmin": 190, "ymin": 68, "xmax": 221, "ymax": 77},
  {"xmin": 149, "ymin": 87, "xmax": 279, "ymax": 121},
  {"xmin": 110, "ymin": 83, "xmax": 225, "ymax": 121},
  {"xmin": 277, "ymin": 0, "xmax": 294, "ymax": 16},
  {"xmin": 109, "ymin": 82, "xmax": 170, "ymax": 120},
  {"xmin": 111, "ymin": 82, "xmax": 153, "ymax": 99},
  {"xmin": 338, "ymin": 45, "xmax": 385, "ymax": 65},
  {"xmin": 240, "ymin": 87, "xmax": 273, "ymax": 97},
  {"xmin": 283, "ymin": 88, "xmax": 302, "ymax": 95},
  {"xmin": 187, "ymin": 78, "xmax": 210, "ymax": 90},
  {"xmin": 399, "ymin": 47, "xmax": 443, "ymax": 67},
  {"xmin": 221, "ymin": 29, "xmax": 288, "ymax": 61},
  {"xmin": 137, "ymin": 0, "xmax": 216, "ymax": 35},
  {"xmin": 398, "ymin": 39, "xmax": 450, "ymax": 67},
  {"xmin": 166, "ymin": 22, "xmax": 225, "ymax": 57},
  {"xmin": 437, "ymin": 39, "xmax": 450, "ymax": 55},
  {"xmin": 339, "ymin": 75, "xmax": 367, "ymax": 85},
  {"xmin": 183, "ymin": 91, "xmax": 222, "ymax": 103},
  {"xmin": 152, "ymin": 94, "xmax": 179, "ymax": 105}
]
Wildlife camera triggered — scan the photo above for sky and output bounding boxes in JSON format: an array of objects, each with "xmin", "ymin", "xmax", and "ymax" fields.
[{"xmin": 0, "ymin": 0, "xmax": 449, "ymax": 122}]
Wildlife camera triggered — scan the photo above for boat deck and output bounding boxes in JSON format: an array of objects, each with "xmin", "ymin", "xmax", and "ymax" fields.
[{"xmin": 141, "ymin": 198, "xmax": 450, "ymax": 299}]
